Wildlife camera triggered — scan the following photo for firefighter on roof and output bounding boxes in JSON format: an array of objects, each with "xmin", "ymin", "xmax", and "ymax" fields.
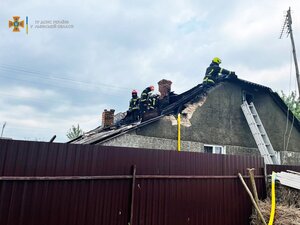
[
  {"xmin": 148, "ymin": 94, "xmax": 159, "ymax": 110},
  {"xmin": 203, "ymin": 57, "xmax": 236, "ymax": 87},
  {"xmin": 128, "ymin": 90, "xmax": 140, "ymax": 122},
  {"xmin": 140, "ymin": 85, "xmax": 154, "ymax": 114}
]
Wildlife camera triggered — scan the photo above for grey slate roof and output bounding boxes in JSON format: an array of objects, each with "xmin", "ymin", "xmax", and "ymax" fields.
[{"xmin": 69, "ymin": 77, "xmax": 300, "ymax": 145}]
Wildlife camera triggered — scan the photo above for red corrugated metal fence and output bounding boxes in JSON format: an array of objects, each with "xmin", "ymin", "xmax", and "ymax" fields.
[{"xmin": 0, "ymin": 139, "xmax": 265, "ymax": 225}]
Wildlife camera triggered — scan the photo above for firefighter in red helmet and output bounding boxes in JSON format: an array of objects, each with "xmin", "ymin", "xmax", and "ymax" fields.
[
  {"xmin": 140, "ymin": 86, "xmax": 154, "ymax": 114},
  {"xmin": 128, "ymin": 89, "xmax": 140, "ymax": 122}
]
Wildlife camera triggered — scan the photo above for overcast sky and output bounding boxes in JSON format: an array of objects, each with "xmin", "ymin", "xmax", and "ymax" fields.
[{"xmin": 0, "ymin": 0, "xmax": 299, "ymax": 142}]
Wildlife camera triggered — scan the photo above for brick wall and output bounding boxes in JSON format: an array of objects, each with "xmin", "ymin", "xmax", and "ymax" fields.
[{"xmin": 102, "ymin": 109, "xmax": 115, "ymax": 127}]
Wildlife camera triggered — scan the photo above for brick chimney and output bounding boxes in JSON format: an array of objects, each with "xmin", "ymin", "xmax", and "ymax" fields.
[
  {"xmin": 102, "ymin": 109, "xmax": 115, "ymax": 128},
  {"xmin": 158, "ymin": 79, "xmax": 172, "ymax": 99}
]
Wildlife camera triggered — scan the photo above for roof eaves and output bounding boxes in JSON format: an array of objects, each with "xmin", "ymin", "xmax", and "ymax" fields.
[
  {"xmin": 93, "ymin": 115, "xmax": 165, "ymax": 145},
  {"xmin": 269, "ymin": 91, "xmax": 300, "ymax": 131},
  {"xmin": 228, "ymin": 78, "xmax": 300, "ymax": 132}
]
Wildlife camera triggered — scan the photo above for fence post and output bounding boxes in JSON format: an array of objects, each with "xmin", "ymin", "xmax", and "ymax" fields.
[
  {"xmin": 247, "ymin": 168, "xmax": 259, "ymax": 204},
  {"xmin": 129, "ymin": 165, "xmax": 136, "ymax": 225}
]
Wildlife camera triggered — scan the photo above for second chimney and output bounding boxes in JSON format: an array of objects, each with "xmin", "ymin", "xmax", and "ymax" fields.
[
  {"xmin": 102, "ymin": 109, "xmax": 115, "ymax": 128},
  {"xmin": 158, "ymin": 79, "xmax": 172, "ymax": 99}
]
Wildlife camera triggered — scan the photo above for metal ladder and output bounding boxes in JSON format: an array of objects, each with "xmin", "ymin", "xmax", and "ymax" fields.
[{"xmin": 241, "ymin": 101, "xmax": 280, "ymax": 164}]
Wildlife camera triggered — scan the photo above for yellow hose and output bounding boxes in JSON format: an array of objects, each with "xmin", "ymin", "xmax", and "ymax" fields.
[{"xmin": 268, "ymin": 172, "xmax": 276, "ymax": 225}]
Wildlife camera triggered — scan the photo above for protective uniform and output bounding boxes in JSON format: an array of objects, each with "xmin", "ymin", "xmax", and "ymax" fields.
[
  {"xmin": 148, "ymin": 94, "xmax": 159, "ymax": 110},
  {"xmin": 128, "ymin": 90, "xmax": 140, "ymax": 122},
  {"xmin": 140, "ymin": 86, "xmax": 154, "ymax": 114},
  {"xmin": 203, "ymin": 57, "xmax": 235, "ymax": 87}
]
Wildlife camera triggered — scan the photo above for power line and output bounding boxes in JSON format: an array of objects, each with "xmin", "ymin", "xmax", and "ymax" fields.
[
  {"xmin": 0, "ymin": 71, "xmax": 98, "ymax": 93},
  {"xmin": 0, "ymin": 63, "xmax": 129, "ymax": 90},
  {"xmin": 0, "ymin": 63, "xmax": 129, "ymax": 91},
  {"xmin": 0, "ymin": 71, "xmax": 129, "ymax": 97},
  {"xmin": 0, "ymin": 91, "xmax": 72, "ymax": 105},
  {"xmin": 0, "ymin": 63, "xmax": 76, "ymax": 78},
  {"xmin": 2, "ymin": 118, "xmax": 99, "ymax": 131}
]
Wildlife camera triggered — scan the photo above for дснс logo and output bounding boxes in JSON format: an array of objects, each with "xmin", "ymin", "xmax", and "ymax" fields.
[{"xmin": 9, "ymin": 16, "xmax": 24, "ymax": 32}]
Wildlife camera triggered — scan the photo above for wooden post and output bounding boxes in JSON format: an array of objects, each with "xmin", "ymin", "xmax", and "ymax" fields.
[
  {"xmin": 247, "ymin": 168, "xmax": 261, "ymax": 224},
  {"xmin": 238, "ymin": 173, "xmax": 267, "ymax": 225},
  {"xmin": 247, "ymin": 168, "xmax": 259, "ymax": 204},
  {"xmin": 129, "ymin": 165, "xmax": 136, "ymax": 225}
]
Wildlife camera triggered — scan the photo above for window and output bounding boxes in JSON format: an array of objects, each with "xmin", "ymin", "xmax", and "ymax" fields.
[
  {"xmin": 204, "ymin": 146, "xmax": 213, "ymax": 153},
  {"xmin": 242, "ymin": 91, "xmax": 254, "ymax": 104},
  {"xmin": 204, "ymin": 145, "xmax": 226, "ymax": 154}
]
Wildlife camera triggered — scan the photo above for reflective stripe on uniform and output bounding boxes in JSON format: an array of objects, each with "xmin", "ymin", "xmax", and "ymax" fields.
[
  {"xmin": 130, "ymin": 98, "xmax": 140, "ymax": 110},
  {"xmin": 218, "ymin": 68, "xmax": 223, "ymax": 76},
  {"xmin": 141, "ymin": 93, "xmax": 148, "ymax": 102},
  {"xmin": 203, "ymin": 77, "xmax": 215, "ymax": 83}
]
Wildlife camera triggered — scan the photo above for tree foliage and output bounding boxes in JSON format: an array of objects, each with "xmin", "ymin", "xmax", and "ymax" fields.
[
  {"xmin": 66, "ymin": 124, "xmax": 83, "ymax": 140},
  {"xmin": 280, "ymin": 91, "xmax": 300, "ymax": 120}
]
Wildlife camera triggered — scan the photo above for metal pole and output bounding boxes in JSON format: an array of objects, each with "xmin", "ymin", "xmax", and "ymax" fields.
[
  {"xmin": 129, "ymin": 165, "xmax": 136, "ymax": 225},
  {"xmin": 49, "ymin": 135, "xmax": 56, "ymax": 143},
  {"xmin": 177, "ymin": 114, "xmax": 181, "ymax": 151},
  {"xmin": 0, "ymin": 174, "xmax": 264, "ymax": 181},
  {"xmin": 1, "ymin": 122, "xmax": 6, "ymax": 138},
  {"xmin": 287, "ymin": 7, "xmax": 300, "ymax": 95}
]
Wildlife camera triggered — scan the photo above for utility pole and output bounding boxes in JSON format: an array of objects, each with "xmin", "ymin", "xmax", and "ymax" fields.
[{"xmin": 280, "ymin": 7, "xmax": 300, "ymax": 96}]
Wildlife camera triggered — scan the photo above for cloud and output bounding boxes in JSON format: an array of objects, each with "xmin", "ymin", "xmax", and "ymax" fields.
[{"xmin": 0, "ymin": 0, "xmax": 300, "ymax": 141}]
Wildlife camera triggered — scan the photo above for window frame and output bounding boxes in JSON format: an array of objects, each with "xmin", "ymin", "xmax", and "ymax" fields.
[{"xmin": 203, "ymin": 144, "xmax": 226, "ymax": 154}]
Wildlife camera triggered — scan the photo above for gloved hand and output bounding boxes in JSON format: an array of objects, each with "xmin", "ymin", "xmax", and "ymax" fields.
[{"xmin": 228, "ymin": 72, "xmax": 237, "ymax": 79}]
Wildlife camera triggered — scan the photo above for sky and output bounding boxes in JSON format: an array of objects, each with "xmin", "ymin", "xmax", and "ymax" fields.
[{"xmin": 0, "ymin": 0, "xmax": 299, "ymax": 142}]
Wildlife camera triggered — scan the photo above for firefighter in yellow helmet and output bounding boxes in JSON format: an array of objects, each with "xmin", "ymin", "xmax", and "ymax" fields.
[{"xmin": 203, "ymin": 57, "xmax": 236, "ymax": 87}]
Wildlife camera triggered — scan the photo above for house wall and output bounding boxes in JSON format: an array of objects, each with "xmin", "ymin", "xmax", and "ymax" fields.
[
  {"xmin": 102, "ymin": 133, "xmax": 260, "ymax": 156},
  {"xmin": 135, "ymin": 83, "xmax": 257, "ymax": 147},
  {"xmin": 253, "ymin": 91, "xmax": 299, "ymax": 153},
  {"xmin": 101, "ymin": 82, "xmax": 300, "ymax": 165},
  {"xmin": 239, "ymin": 83, "xmax": 300, "ymax": 165}
]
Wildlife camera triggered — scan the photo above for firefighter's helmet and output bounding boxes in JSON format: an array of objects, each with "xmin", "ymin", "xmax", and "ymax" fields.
[{"xmin": 212, "ymin": 57, "xmax": 222, "ymax": 64}]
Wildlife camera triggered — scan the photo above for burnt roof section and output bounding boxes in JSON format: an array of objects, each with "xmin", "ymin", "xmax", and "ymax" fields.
[{"xmin": 70, "ymin": 77, "xmax": 300, "ymax": 145}]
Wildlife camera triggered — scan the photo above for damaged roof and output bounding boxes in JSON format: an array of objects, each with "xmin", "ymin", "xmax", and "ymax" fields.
[{"xmin": 70, "ymin": 77, "xmax": 300, "ymax": 145}]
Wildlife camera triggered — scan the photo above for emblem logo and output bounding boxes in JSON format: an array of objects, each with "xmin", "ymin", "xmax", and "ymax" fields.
[{"xmin": 9, "ymin": 16, "xmax": 25, "ymax": 32}]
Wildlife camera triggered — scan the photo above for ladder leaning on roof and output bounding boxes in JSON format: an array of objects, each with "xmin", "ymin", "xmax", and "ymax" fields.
[{"xmin": 241, "ymin": 101, "xmax": 280, "ymax": 165}]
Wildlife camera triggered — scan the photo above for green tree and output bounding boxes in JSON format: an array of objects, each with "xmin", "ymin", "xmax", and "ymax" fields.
[
  {"xmin": 280, "ymin": 91, "xmax": 300, "ymax": 120},
  {"xmin": 66, "ymin": 124, "xmax": 83, "ymax": 140}
]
